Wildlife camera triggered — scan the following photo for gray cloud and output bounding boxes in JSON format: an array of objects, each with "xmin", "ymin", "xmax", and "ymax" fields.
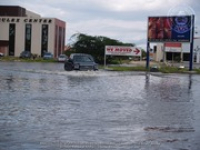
[{"xmin": 0, "ymin": 0, "xmax": 199, "ymax": 49}]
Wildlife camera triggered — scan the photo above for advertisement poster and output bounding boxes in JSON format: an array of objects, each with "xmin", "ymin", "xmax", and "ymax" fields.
[{"xmin": 148, "ymin": 16, "xmax": 192, "ymax": 42}]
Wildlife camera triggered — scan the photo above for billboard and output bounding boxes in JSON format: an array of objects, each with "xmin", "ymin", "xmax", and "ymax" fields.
[
  {"xmin": 148, "ymin": 16, "xmax": 192, "ymax": 42},
  {"xmin": 105, "ymin": 46, "xmax": 141, "ymax": 56}
]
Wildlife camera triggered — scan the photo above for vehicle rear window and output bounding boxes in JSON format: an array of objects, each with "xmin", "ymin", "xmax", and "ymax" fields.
[{"xmin": 73, "ymin": 55, "xmax": 93, "ymax": 62}]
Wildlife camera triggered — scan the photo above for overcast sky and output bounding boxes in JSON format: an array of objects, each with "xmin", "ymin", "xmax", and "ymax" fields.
[{"xmin": 1, "ymin": 0, "xmax": 200, "ymax": 49}]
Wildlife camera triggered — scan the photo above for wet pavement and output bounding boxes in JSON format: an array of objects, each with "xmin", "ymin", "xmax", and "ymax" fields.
[{"xmin": 0, "ymin": 61, "xmax": 200, "ymax": 150}]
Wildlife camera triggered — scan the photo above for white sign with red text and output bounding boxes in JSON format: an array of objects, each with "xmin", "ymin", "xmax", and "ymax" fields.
[{"xmin": 105, "ymin": 46, "xmax": 141, "ymax": 56}]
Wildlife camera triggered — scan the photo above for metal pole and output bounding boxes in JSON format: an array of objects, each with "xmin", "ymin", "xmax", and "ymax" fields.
[
  {"xmin": 189, "ymin": 15, "xmax": 195, "ymax": 71},
  {"xmin": 104, "ymin": 47, "xmax": 106, "ymax": 69},
  {"xmin": 146, "ymin": 42, "xmax": 150, "ymax": 69}
]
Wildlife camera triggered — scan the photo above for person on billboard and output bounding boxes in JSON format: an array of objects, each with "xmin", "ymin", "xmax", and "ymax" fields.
[{"xmin": 148, "ymin": 17, "xmax": 172, "ymax": 41}]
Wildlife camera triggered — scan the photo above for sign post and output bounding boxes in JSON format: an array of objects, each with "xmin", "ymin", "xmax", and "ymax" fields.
[
  {"xmin": 104, "ymin": 46, "xmax": 141, "ymax": 68},
  {"xmin": 189, "ymin": 15, "xmax": 195, "ymax": 71}
]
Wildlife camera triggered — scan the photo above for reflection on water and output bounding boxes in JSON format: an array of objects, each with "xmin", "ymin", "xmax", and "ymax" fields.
[
  {"xmin": 188, "ymin": 74, "xmax": 192, "ymax": 90},
  {"xmin": 0, "ymin": 62, "xmax": 200, "ymax": 150}
]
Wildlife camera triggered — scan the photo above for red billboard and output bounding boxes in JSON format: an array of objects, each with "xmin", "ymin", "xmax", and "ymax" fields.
[{"xmin": 148, "ymin": 16, "xmax": 192, "ymax": 42}]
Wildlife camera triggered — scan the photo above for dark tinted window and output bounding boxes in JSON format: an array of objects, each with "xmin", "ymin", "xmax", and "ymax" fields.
[
  {"xmin": 73, "ymin": 55, "xmax": 93, "ymax": 62},
  {"xmin": 9, "ymin": 24, "xmax": 15, "ymax": 56},
  {"xmin": 25, "ymin": 24, "xmax": 32, "ymax": 52},
  {"xmin": 41, "ymin": 24, "xmax": 49, "ymax": 56}
]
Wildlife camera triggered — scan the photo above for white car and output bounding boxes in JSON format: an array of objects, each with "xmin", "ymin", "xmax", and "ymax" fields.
[
  {"xmin": 43, "ymin": 52, "xmax": 53, "ymax": 59},
  {"xmin": 58, "ymin": 54, "xmax": 68, "ymax": 62},
  {"xmin": 0, "ymin": 52, "xmax": 4, "ymax": 57}
]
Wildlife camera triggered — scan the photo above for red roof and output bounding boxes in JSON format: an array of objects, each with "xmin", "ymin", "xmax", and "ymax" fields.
[{"xmin": 164, "ymin": 42, "xmax": 181, "ymax": 48}]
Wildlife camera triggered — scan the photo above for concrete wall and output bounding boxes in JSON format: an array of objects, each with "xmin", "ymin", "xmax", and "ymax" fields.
[
  {"xmin": 156, "ymin": 44, "xmax": 164, "ymax": 62},
  {"xmin": 15, "ymin": 23, "xmax": 25, "ymax": 56},
  {"xmin": 0, "ymin": 23, "xmax": 9, "ymax": 40}
]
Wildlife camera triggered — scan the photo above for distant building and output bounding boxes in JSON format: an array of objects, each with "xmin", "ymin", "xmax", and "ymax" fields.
[
  {"xmin": 64, "ymin": 45, "xmax": 71, "ymax": 51},
  {"xmin": 153, "ymin": 38, "xmax": 200, "ymax": 62},
  {"xmin": 0, "ymin": 6, "xmax": 66, "ymax": 58}
]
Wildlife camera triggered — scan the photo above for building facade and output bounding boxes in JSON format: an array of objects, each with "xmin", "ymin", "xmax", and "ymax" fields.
[
  {"xmin": 0, "ymin": 6, "xmax": 66, "ymax": 58},
  {"xmin": 153, "ymin": 38, "xmax": 200, "ymax": 63}
]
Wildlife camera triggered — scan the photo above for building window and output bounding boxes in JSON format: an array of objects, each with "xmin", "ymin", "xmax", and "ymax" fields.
[
  {"xmin": 62, "ymin": 28, "xmax": 65, "ymax": 53},
  {"xmin": 25, "ymin": 24, "xmax": 32, "ymax": 52},
  {"xmin": 9, "ymin": 24, "xmax": 15, "ymax": 56},
  {"xmin": 41, "ymin": 24, "xmax": 48, "ymax": 56},
  {"xmin": 58, "ymin": 26, "xmax": 62, "ymax": 56},
  {"xmin": 55, "ymin": 25, "xmax": 58, "ymax": 57}
]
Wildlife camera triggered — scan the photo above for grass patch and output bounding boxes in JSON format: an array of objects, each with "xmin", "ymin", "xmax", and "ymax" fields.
[
  {"xmin": 0, "ymin": 57, "xmax": 57, "ymax": 63},
  {"xmin": 104, "ymin": 65, "xmax": 200, "ymax": 74},
  {"xmin": 105, "ymin": 66, "xmax": 148, "ymax": 71},
  {"xmin": 159, "ymin": 66, "xmax": 188, "ymax": 73},
  {"xmin": 194, "ymin": 69, "xmax": 200, "ymax": 74}
]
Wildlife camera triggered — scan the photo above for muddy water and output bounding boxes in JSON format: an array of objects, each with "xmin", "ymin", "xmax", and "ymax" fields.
[{"xmin": 0, "ymin": 62, "xmax": 200, "ymax": 150}]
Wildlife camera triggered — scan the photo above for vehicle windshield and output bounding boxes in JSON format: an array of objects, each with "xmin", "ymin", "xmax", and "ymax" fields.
[
  {"xmin": 44, "ymin": 53, "xmax": 51, "ymax": 55},
  {"xmin": 59, "ymin": 55, "xmax": 66, "ymax": 58},
  {"xmin": 22, "ymin": 51, "xmax": 29, "ymax": 54},
  {"xmin": 73, "ymin": 55, "xmax": 93, "ymax": 62}
]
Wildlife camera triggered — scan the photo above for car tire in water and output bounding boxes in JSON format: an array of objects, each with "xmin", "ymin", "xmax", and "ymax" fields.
[{"xmin": 64, "ymin": 62, "xmax": 73, "ymax": 71}]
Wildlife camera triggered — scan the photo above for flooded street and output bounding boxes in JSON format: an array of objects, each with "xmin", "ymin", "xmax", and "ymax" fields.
[{"xmin": 0, "ymin": 61, "xmax": 200, "ymax": 150}]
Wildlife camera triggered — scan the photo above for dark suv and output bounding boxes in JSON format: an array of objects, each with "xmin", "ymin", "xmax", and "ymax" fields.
[{"xmin": 64, "ymin": 53, "xmax": 98, "ymax": 71}]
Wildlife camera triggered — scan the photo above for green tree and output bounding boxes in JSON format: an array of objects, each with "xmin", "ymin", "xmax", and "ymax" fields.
[
  {"xmin": 69, "ymin": 33, "xmax": 135, "ymax": 64},
  {"xmin": 141, "ymin": 49, "xmax": 147, "ymax": 58}
]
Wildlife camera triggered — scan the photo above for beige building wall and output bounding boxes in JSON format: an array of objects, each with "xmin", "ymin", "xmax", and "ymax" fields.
[
  {"xmin": 31, "ymin": 22, "xmax": 42, "ymax": 56},
  {"xmin": 48, "ymin": 19, "xmax": 55, "ymax": 56},
  {"xmin": 0, "ymin": 23, "xmax": 9, "ymax": 40},
  {"xmin": 15, "ymin": 23, "xmax": 25, "ymax": 56},
  {"xmin": 0, "ymin": 17, "xmax": 62, "ymax": 57}
]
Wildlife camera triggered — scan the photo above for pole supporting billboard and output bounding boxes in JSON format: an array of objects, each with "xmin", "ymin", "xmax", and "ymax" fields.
[
  {"xmin": 146, "ymin": 42, "xmax": 150, "ymax": 69},
  {"xmin": 189, "ymin": 15, "xmax": 195, "ymax": 71}
]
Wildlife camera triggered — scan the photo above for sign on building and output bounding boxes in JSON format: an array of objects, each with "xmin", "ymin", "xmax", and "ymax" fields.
[{"xmin": 164, "ymin": 42, "xmax": 182, "ymax": 52}]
